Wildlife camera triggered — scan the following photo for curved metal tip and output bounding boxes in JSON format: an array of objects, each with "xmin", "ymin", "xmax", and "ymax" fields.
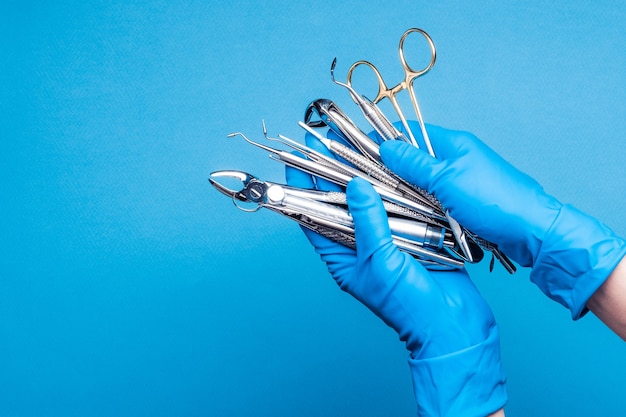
[
  {"xmin": 304, "ymin": 100, "xmax": 329, "ymax": 128},
  {"xmin": 209, "ymin": 170, "xmax": 254, "ymax": 199},
  {"xmin": 210, "ymin": 170, "xmax": 251, "ymax": 182},
  {"xmin": 330, "ymin": 57, "xmax": 338, "ymax": 82},
  {"xmin": 261, "ymin": 119, "xmax": 276, "ymax": 142},
  {"xmin": 227, "ymin": 131, "xmax": 276, "ymax": 153},
  {"xmin": 260, "ymin": 121, "xmax": 295, "ymax": 150},
  {"xmin": 209, "ymin": 170, "xmax": 264, "ymax": 212},
  {"xmin": 329, "ymin": 59, "xmax": 362, "ymax": 103},
  {"xmin": 330, "ymin": 58, "xmax": 349, "ymax": 88}
]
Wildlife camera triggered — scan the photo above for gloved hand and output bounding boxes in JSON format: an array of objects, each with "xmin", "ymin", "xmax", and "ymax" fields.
[
  {"xmin": 380, "ymin": 123, "xmax": 626, "ymax": 319},
  {"xmin": 286, "ymin": 136, "xmax": 507, "ymax": 415}
]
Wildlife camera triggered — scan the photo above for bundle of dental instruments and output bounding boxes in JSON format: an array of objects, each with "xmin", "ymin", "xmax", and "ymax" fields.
[{"xmin": 210, "ymin": 28, "xmax": 516, "ymax": 273}]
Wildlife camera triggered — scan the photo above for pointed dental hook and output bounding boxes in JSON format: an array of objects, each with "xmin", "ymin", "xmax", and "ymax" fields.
[
  {"xmin": 260, "ymin": 120, "xmax": 313, "ymax": 155},
  {"xmin": 330, "ymin": 58, "xmax": 353, "ymax": 90},
  {"xmin": 227, "ymin": 131, "xmax": 277, "ymax": 154},
  {"xmin": 261, "ymin": 119, "xmax": 269, "ymax": 138},
  {"xmin": 330, "ymin": 58, "xmax": 370, "ymax": 106},
  {"xmin": 261, "ymin": 119, "xmax": 281, "ymax": 142},
  {"xmin": 330, "ymin": 57, "xmax": 339, "ymax": 83}
]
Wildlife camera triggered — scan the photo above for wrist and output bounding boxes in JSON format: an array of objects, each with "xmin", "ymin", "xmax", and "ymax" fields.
[
  {"xmin": 399, "ymin": 271, "xmax": 497, "ymax": 360},
  {"xmin": 408, "ymin": 324, "xmax": 507, "ymax": 417},
  {"xmin": 531, "ymin": 204, "xmax": 626, "ymax": 319}
]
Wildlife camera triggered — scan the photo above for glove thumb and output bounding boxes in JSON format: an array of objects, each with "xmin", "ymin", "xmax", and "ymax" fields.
[
  {"xmin": 345, "ymin": 177, "xmax": 417, "ymax": 328},
  {"xmin": 346, "ymin": 177, "xmax": 395, "ymax": 258}
]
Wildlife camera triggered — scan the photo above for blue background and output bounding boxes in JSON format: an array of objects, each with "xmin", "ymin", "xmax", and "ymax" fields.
[{"xmin": 2, "ymin": 1, "xmax": 625, "ymax": 416}]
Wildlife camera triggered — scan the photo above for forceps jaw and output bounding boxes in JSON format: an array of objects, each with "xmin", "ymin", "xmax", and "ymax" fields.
[
  {"xmin": 209, "ymin": 170, "xmax": 254, "ymax": 199},
  {"xmin": 303, "ymin": 99, "xmax": 353, "ymax": 144},
  {"xmin": 304, "ymin": 98, "xmax": 335, "ymax": 128},
  {"xmin": 209, "ymin": 170, "xmax": 267, "ymax": 212}
]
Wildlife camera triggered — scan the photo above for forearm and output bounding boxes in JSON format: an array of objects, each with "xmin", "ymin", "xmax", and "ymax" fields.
[
  {"xmin": 410, "ymin": 324, "xmax": 507, "ymax": 417},
  {"xmin": 479, "ymin": 258, "xmax": 626, "ymax": 417},
  {"xmin": 587, "ymin": 255, "xmax": 626, "ymax": 340},
  {"xmin": 479, "ymin": 259, "xmax": 626, "ymax": 417}
]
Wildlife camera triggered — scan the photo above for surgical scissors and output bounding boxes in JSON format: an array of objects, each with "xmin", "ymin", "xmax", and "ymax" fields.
[
  {"xmin": 346, "ymin": 28, "xmax": 436, "ymax": 156},
  {"xmin": 345, "ymin": 29, "xmax": 477, "ymax": 262}
]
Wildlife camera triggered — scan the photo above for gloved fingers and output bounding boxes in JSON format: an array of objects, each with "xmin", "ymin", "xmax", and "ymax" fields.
[
  {"xmin": 425, "ymin": 124, "xmax": 492, "ymax": 160},
  {"xmin": 390, "ymin": 121, "xmax": 482, "ymax": 161},
  {"xmin": 346, "ymin": 177, "xmax": 395, "ymax": 258},
  {"xmin": 390, "ymin": 120, "xmax": 431, "ymax": 150},
  {"xmin": 297, "ymin": 223, "xmax": 358, "ymax": 280},
  {"xmin": 379, "ymin": 140, "xmax": 442, "ymax": 192},
  {"xmin": 380, "ymin": 120, "xmax": 465, "ymax": 161},
  {"xmin": 299, "ymin": 223, "xmax": 351, "ymax": 254},
  {"xmin": 300, "ymin": 223, "xmax": 356, "ymax": 255},
  {"xmin": 422, "ymin": 124, "xmax": 507, "ymax": 164}
]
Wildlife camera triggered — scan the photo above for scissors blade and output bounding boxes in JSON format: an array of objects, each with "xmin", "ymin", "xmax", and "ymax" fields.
[{"xmin": 446, "ymin": 210, "xmax": 475, "ymax": 263}]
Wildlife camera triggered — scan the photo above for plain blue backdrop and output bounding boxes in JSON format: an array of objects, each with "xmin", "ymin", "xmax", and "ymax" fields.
[{"xmin": 2, "ymin": 1, "xmax": 625, "ymax": 416}]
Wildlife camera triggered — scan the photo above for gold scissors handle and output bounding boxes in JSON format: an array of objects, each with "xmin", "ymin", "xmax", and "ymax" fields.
[
  {"xmin": 345, "ymin": 28, "xmax": 438, "ymax": 151},
  {"xmin": 346, "ymin": 60, "xmax": 418, "ymax": 146},
  {"xmin": 346, "ymin": 60, "xmax": 399, "ymax": 104},
  {"xmin": 345, "ymin": 27, "xmax": 437, "ymax": 102},
  {"xmin": 345, "ymin": 28, "xmax": 436, "ymax": 103}
]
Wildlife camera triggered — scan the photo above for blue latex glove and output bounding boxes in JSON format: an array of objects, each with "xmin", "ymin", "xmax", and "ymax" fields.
[
  {"xmin": 286, "ymin": 140, "xmax": 507, "ymax": 415},
  {"xmin": 381, "ymin": 123, "xmax": 626, "ymax": 319}
]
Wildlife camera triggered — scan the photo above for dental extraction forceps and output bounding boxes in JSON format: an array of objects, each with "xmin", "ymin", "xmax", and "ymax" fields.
[
  {"xmin": 346, "ymin": 28, "xmax": 436, "ymax": 154},
  {"xmin": 209, "ymin": 170, "xmax": 462, "ymax": 269}
]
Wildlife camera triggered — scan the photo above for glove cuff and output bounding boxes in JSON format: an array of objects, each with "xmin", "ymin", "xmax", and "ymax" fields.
[
  {"xmin": 408, "ymin": 324, "xmax": 507, "ymax": 417},
  {"xmin": 531, "ymin": 204, "xmax": 626, "ymax": 319}
]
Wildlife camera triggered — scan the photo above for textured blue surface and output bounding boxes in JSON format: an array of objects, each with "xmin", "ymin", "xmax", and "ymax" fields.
[{"xmin": 2, "ymin": 1, "xmax": 625, "ymax": 416}]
